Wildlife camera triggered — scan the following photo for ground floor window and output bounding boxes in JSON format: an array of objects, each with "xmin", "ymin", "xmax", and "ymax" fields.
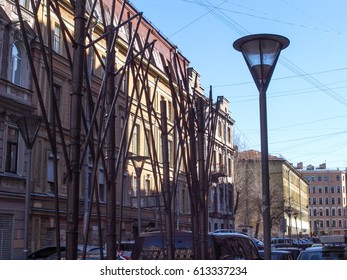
[{"xmin": 0, "ymin": 214, "xmax": 13, "ymax": 259}]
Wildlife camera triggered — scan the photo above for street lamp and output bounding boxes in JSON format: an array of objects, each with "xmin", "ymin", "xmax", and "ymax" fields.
[
  {"xmin": 233, "ymin": 34, "xmax": 289, "ymax": 260},
  {"xmin": 15, "ymin": 114, "xmax": 42, "ymax": 259},
  {"xmin": 293, "ymin": 211, "xmax": 299, "ymax": 239},
  {"xmin": 285, "ymin": 206, "xmax": 293, "ymax": 242},
  {"xmin": 128, "ymin": 155, "xmax": 149, "ymax": 237}
]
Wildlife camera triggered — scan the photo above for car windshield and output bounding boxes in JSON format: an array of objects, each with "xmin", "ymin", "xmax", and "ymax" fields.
[
  {"xmin": 299, "ymin": 250, "xmax": 347, "ymax": 260},
  {"xmin": 213, "ymin": 236, "xmax": 259, "ymax": 260}
]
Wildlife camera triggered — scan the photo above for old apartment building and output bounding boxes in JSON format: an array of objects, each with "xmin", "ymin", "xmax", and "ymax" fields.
[
  {"xmin": 0, "ymin": 0, "xmax": 235, "ymax": 259},
  {"xmin": 299, "ymin": 163, "xmax": 347, "ymax": 236},
  {"xmin": 234, "ymin": 150, "xmax": 310, "ymax": 239}
]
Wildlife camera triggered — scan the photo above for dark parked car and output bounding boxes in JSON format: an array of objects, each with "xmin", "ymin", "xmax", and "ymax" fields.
[
  {"xmin": 27, "ymin": 246, "xmax": 67, "ymax": 260},
  {"xmin": 271, "ymin": 237, "xmax": 294, "ymax": 248},
  {"xmin": 297, "ymin": 235, "xmax": 347, "ymax": 260},
  {"xmin": 252, "ymin": 238, "xmax": 264, "ymax": 250},
  {"xmin": 275, "ymin": 247, "xmax": 302, "ymax": 259},
  {"xmin": 258, "ymin": 249, "xmax": 294, "ymax": 260},
  {"xmin": 27, "ymin": 245, "xmax": 97, "ymax": 260},
  {"xmin": 131, "ymin": 230, "xmax": 261, "ymax": 260}
]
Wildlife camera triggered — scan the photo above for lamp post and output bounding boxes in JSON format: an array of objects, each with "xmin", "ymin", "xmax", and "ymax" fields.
[
  {"xmin": 293, "ymin": 211, "xmax": 299, "ymax": 239},
  {"xmin": 16, "ymin": 115, "xmax": 42, "ymax": 259},
  {"xmin": 128, "ymin": 155, "xmax": 149, "ymax": 237},
  {"xmin": 285, "ymin": 206, "xmax": 293, "ymax": 242},
  {"xmin": 233, "ymin": 34, "xmax": 289, "ymax": 260}
]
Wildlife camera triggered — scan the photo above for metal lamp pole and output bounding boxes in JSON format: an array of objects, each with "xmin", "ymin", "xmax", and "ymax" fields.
[
  {"xmin": 16, "ymin": 115, "xmax": 42, "ymax": 259},
  {"xmin": 128, "ymin": 155, "xmax": 149, "ymax": 237},
  {"xmin": 233, "ymin": 34, "xmax": 289, "ymax": 260}
]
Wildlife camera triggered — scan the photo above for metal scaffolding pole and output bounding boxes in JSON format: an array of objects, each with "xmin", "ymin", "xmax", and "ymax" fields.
[{"xmin": 66, "ymin": 1, "xmax": 87, "ymax": 260}]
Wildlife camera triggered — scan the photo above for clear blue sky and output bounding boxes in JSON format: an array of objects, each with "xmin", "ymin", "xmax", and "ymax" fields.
[{"xmin": 129, "ymin": 0, "xmax": 347, "ymax": 170}]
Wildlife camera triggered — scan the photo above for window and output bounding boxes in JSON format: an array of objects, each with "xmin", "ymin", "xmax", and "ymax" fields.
[
  {"xmin": 132, "ymin": 176, "xmax": 138, "ymax": 196},
  {"xmin": 53, "ymin": 24, "xmax": 61, "ymax": 53},
  {"xmin": 325, "ymin": 208, "xmax": 329, "ymax": 216},
  {"xmin": 331, "ymin": 197, "xmax": 335, "ymax": 205},
  {"xmin": 0, "ymin": 214, "xmax": 13, "ymax": 259},
  {"xmin": 336, "ymin": 175, "xmax": 340, "ymax": 181},
  {"xmin": 19, "ymin": 0, "xmax": 32, "ymax": 11},
  {"xmin": 338, "ymin": 197, "xmax": 341, "ymax": 204},
  {"xmin": 325, "ymin": 197, "xmax": 329, "ymax": 204},
  {"xmin": 318, "ymin": 186, "xmax": 322, "ymax": 193},
  {"xmin": 311, "ymin": 176, "xmax": 316, "ymax": 182},
  {"xmin": 218, "ymin": 120, "xmax": 222, "ymax": 137},
  {"xmin": 168, "ymin": 140, "xmax": 174, "ymax": 167},
  {"xmin": 324, "ymin": 186, "xmax": 329, "ymax": 193},
  {"xmin": 324, "ymin": 176, "xmax": 328, "ymax": 181},
  {"xmin": 338, "ymin": 208, "xmax": 342, "ymax": 216},
  {"xmin": 144, "ymin": 129, "xmax": 152, "ymax": 157},
  {"xmin": 50, "ymin": 85, "xmax": 61, "ymax": 123},
  {"xmin": 228, "ymin": 158, "xmax": 232, "ymax": 176},
  {"xmin": 11, "ymin": 43, "xmax": 22, "ymax": 85},
  {"xmin": 312, "ymin": 197, "xmax": 316, "ymax": 205},
  {"xmin": 219, "ymin": 153, "xmax": 223, "ymax": 170},
  {"xmin": 227, "ymin": 126, "xmax": 231, "ymax": 143},
  {"xmin": 181, "ymin": 188, "xmax": 186, "ymax": 213},
  {"xmin": 337, "ymin": 186, "xmax": 341, "ymax": 193},
  {"xmin": 132, "ymin": 124, "xmax": 139, "ymax": 155},
  {"xmin": 145, "ymin": 177, "xmax": 151, "ymax": 196},
  {"xmin": 312, "ymin": 186, "xmax": 316, "ymax": 194},
  {"xmin": 46, "ymin": 228, "xmax": 56, "ymax": 246},
  {"xmin": 319, "ymin": 197, "xmax": 323, "ymax": 205},
  {"xmin": 99, "ymin": 169, "xmax": 106, "ymax": 202},
  {"xmin": 318, "ymin": 176, "xmax": 322, "ymax": 181},
  {"xmin": 47, "ymin": 155, "xmax": 55, "ymax": 193},
  {"xmin": 330, "ymin": 186, "xmax": 335, "ymax": 193},
  {"xmin": 167, "ymin": 100, "xmax": 173, "ymax": 121},
  {"xmin": 5, "ymin": 127, "xmax": 19, "ymax": 173}
]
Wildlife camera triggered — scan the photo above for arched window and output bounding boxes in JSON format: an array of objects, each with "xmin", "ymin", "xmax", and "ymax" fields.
[{"xmin": 11, "ymin": 43, "xmax": 22, "ymax": 85}]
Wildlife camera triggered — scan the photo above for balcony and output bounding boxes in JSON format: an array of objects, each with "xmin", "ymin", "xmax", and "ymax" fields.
[{"xmin": 210, "ymin": 164, "xmax": 228, "ymax": 182}]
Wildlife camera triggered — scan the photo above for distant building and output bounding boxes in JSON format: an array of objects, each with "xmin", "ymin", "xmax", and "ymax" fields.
[
  {"xmin": 209, "ymin": 96, "xmax": 235, "ymax": 231},
  {"xmin": 298, "ymin": 164, "xmax": 347, "ymax": 236},
  {"xmin": 235, "ymin": 150, "xmax": 310, "ymax": 238}
]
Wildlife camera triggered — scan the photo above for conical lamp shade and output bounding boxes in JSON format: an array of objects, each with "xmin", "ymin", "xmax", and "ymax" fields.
[
  {"xmin": 233, "ymin": 34, "xmax": 289, "ymax": 92},
  {"xmin": 16, "ymin": 115, "xmax": 42, "ymax": 149}
]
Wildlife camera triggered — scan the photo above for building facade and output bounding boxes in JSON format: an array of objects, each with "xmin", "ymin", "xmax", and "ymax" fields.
[
  {"xmin": 209, "ymin": 96, "xmax": 235, "ymax": 231},
  {"xmin": 234, "ymin": 150, "xmax": 310, "ymax": 239},
  {"xmin": 299, "ymin": 163, "xmax": 347, "ymax": 236},
  {"xmin": 0, "ymin": 0, "xmax": 235, "ymax": 259}
]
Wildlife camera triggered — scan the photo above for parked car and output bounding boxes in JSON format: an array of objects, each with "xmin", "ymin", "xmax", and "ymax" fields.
[
  {"xmin": 131, "ymin": 230, "xmax": 261, "ymax": 260},
  {"xmin": 297, "ymin": 235, "xmax": 347, "ymax": 260},
  {"xmin": 258, "ymin": 249, "xmax": 294, "ymax": 260},
  {"xmin": 271, "ymin": 237, "xmax": 294, "ymax": 248},
  {"xmin": 27, "ymin": 246, "xmax": 67, "ymax": 260},
  {"xmin": 293, "ymin": 238, "xmax": 313, "ymax": 249},
  {"xmin": 252, "ymin": 238, "xmax": 264, "ymax": 250},
  {"xmin": 276, "ymin": 247, "xmax": 302, "ymax": 259},
  {"xmin": 27, "ymin": 245, "xmax": 96, "ymax": 260}
]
